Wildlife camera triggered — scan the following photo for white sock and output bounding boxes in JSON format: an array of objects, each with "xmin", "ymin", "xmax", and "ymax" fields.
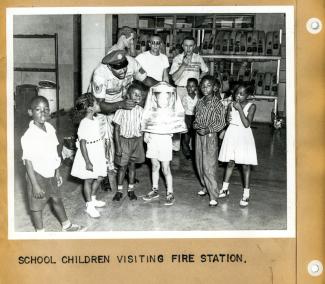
[
  {"xmin": 243, "ymin": 188, "xmax": 250, "ymax": 198},
  {"xmin": 86, "ymin": 201, "xmax": 93, "ymax": 208},
  {"xmin": 117, "ymin": 185, "xmax": 123, "ymax": 192},
  {"xmin": 62, "ymin": 220, "xmax": 72, "ymax": 230},
  {"xmin": 36, "ymin": 228, "xmax": 45, "ymax": 232},
  {"xmin": 91, "ymin": 195, "xmax": 97, "ymax": 202},
  {"xmin": 128, "ymin": 184, "xmax": 134, "ymax": 191},
  {"xmin": 222, "ymin": 182, "xmax": 229, "ymax": 190}
]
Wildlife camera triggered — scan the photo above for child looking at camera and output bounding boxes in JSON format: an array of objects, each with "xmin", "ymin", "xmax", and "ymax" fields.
[
  {"xmin": 112, "ymin": 83, "xmax": 145, "ymax": 201},
  {"xmin": 218, "ymin": 84, "xmax": 258, "ymax": 207},
  {"xmin": 21, "ymin": 96, "xmax": 86, "ymax": 232},
  {"xmin": 193, "ymin": 75, "xmax": 226, "ymax": 207},
  {"xmin": 71, "ymin": 93, "xmax": 107, "ymax": 218}
]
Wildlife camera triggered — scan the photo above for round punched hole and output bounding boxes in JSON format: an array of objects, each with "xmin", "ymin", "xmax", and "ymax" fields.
[
  {"xmin": 306, "ymin": 18, "xmax": 322, "ymax": 34},
  {"xmin": 308, "ymin": 260, "xmax": 323, "ymax": 277}
]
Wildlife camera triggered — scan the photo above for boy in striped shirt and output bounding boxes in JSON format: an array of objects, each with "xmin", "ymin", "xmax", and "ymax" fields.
[
  {"xmin": 112, "ymin": 83, "xmax": 145, "ymax": 201},
  {"xmin": 193, "ymin": 75, "xmax": 226, "ymax": 207}
]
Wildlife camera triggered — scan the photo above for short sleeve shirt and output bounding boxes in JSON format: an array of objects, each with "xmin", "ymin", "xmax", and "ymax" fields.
[
  {"xmin": 21, "ymin": 121, "xmax": 61, "ymax": 178},
  {"xmin": 136, "ymin": 51, "xmax": 169, "ymax": 81},
  {"xmin": 113, "ymin": 105, "xmax": 143, "ymax": 138},
  {"xmin": 169, "ymin": 53, "xmax": 209, "ymax": 87},
  {"xmin": 92, "ymin": 56, "xmax": 147, "ymax": 103}
]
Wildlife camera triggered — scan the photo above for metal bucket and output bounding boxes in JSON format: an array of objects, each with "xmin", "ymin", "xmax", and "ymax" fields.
[{"xmin": 38, "ymin": 80, "xmax": 57, "ymax": 114}]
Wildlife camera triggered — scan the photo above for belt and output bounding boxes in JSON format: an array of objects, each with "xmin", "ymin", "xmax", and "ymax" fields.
[{"xmin": 77, "ymin": 138, "xmax": 103, "ymax": 144}]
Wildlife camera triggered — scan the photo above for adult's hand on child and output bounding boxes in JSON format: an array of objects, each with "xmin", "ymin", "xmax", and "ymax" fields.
[
  {"xmin": 33, "ymin": 185, "xmax": 45, "ymax": 199},
  {"xmin": 121, "ymin": 99, "xmax": 136, "ymax": 110},
  {"xmin": 56, "ymin": 176, "xmax": 63, "ymax": 187},
  {"xmin": 86, "ymin": 161, "xmax": 93, "ymax": 172}
]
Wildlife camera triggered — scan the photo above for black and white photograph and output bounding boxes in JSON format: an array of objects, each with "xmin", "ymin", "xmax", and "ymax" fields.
[{"xmin": 7, "ymin": 6, "xmax": 295, "ymax": 239}]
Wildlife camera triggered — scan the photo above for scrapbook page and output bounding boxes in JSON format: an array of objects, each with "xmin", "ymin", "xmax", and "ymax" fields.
[{"xmin": 0, "ymin": 1, "xmax": 324, "ymax": 283}]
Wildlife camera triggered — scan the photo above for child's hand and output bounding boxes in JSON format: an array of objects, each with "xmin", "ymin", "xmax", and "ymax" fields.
[
  {"xmin": 144, "ymin": 133, "xmax": 151, "ymax": 143},
  {"xmin": 233, "ymin": 101, "xmax": 242, "ymax": 111},
  {"xmin": 32, "ymin": 185, "xmax": 45, "ymax": 199},
  {"xmin": 55, "ymin": 169, "xmax": 63, "ymax": 187},
  {"xmin": 197, "ymin": 128, "xmax": 209, "ymax": 136},
  {"xmin": 219, "ymin": 129, "xmax": 226, "ymax": 140},
  {"xmin": 115, "ymin": 147, "xmax": 122, "ymax": 157},
  {"xmin": 86, "ymin": 161, "xmax": 93, "ymax": 172}
]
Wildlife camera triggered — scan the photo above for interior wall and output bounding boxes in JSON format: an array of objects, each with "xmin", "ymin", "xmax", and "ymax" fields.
[{"xmin": 13, "ymin": 15, "xmax": 75, "ymax": 111}]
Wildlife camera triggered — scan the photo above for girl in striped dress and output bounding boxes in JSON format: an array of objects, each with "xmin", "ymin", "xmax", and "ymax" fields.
[{"xmin": 218, "ymin": 84, "xmax": 258, "ymax": 207}]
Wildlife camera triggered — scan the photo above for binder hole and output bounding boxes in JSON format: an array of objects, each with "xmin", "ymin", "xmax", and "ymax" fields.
[
  {"xmin": 308, "ymin": 260, "xmax": 323, "ymax": 277},
  {"xmin": 306, "ymin": 18, "xmax": 322, "ymax": 34}
]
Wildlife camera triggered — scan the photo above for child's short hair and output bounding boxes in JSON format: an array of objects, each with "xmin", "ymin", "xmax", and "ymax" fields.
[
  {"xmin": 126, "ymin": 82, "xmax": 143, "ymax": 98},
  {"xmin": 187, "ymin": 78, "xmax": 199, "ymax": 86},
  {"xmin": 200, "ymin": 75, "xmax": 218, "ymax": 86},
  {"xmin": 234, "ymin": 82, "xmax": 255, "ymax": 97},
  {"xmin": 71, "ymin": 93, "xmax": 96, "ymax": 125},
  {"xmin": 29, "ymin": 95, "xmax": 49, "ymax": 109}
]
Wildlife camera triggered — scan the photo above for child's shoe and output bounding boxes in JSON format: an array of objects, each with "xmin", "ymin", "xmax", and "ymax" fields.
[
  {"xmin": 91, "ymin": 197, "xmax": 106, "ymax": 207},
  {"xmin": 62, "ymin": 224, "xmax": 87, "ymax": 232},
  {"xmin": 197, "ymin": 188, "xmax": 207, "ymax": 196},
  {"xmin": 209, "ymin": 200, "xmax": 218, "ymax": 207},
  {"xmin": 164, "ymin": 193, "xmax": 175, "ymax": 206},
  {"xmin": 112, "ymin": 191, "xmax": 123, "ymax": 201},
  {"xmin": 143, "ymin": 189, "xmax": 159, "ymax": 201},
  {"xmin": 86, "ymin": 203, "xmax": 100, "ymax": 218},
  {"xmin": 218, "ymin": 189, "xmax": 229, "ymax": 198},
  {"xmin": 127, "ymin": 190, "xmax": 137, "ymax": 200},
  {"xmin": 239, "ymin": 188, "xmax": 250, "ymax": 207}
]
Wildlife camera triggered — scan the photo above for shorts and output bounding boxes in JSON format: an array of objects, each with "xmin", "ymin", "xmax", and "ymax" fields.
[
  {"xmin": 146, "ymin": 133, "xmax": 173, "ymax": 162},
  {"xmin": 114, "ymin": 136, "xmax": 145, "ymax": 167},
  {"xmin": 26, "ymin": 171, "xmax": 62, "ymax": 212}
]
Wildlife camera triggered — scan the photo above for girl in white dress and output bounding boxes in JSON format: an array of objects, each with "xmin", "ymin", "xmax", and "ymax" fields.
[
  {"xmin": 71, "ymin": 93, "xmax": 107, "ymax": 218},
  {"xmin": 218, "ymin": 84, "xmax": 257, "ymax": 207}
]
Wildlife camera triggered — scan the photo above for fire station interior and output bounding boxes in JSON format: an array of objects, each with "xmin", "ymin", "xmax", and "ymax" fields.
[{"xmin": 13, "ymin": 13, "xmax": 289, "ymax": 233}]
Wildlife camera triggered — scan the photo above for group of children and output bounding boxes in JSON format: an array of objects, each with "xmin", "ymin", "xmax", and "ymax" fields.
[{"xmin": 21, "ymin": 74, "xmax": 258, "ymax": 232}]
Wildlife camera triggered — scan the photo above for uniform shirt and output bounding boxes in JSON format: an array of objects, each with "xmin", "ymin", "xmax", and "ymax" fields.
[
  {"xmin": 193, "ymin": 95, "xmax": 226, "ymax": 133},
  {"xmin": 92, "ymin": 55, "xmax": 147, "ymax": 103},
  {"xmin": 21, "ymin": 121, "xmax": 61, "ymax": 178},
  {"xmin": 169, "ymin": 53, "xmax": 209, "ymax": 87},
  {"xmin": 113, "ymin": 105, "xmax": 143, "ymax": 138},
  {"xmin": 135, "ymin": 51, "xmax": 169, "ymax": 81},
  {"xmin": 181, "ymin": 94, "xmax": 198, "ymax": 115}
]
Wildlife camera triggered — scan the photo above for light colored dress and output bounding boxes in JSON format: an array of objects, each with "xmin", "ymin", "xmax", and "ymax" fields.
[
  {"xmin": 71, "ymin": 117, "xmax": 107, "ymax": 179},
  {"xmin": 218, "ymin": 102, "xmax": 258, "ymax": 165}
]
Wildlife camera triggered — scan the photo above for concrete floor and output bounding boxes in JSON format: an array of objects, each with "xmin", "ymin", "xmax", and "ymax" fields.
[{"xmin": 13, "ymin": 113, "xmax": 287, "ymax": 232}]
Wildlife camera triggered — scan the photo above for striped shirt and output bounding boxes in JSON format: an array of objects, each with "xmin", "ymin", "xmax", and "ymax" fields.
[
  {"xmin": 193, "ymin": 95, "xmax": 226, "ymax": 133},
  {"xmin": 113, "ymin": 105, "xmax": 143, "ymax": 138}
]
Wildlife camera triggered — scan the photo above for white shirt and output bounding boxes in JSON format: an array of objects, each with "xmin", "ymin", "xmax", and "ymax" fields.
[
  {"xmin": 169, "ymin": 53, "xmax": 209, "ymax": 87},
  {"xmin": 181, "ymin": 94, "xmax": 198, "ymax": 115},
  {"xmin": 136, "ymin": 51, "xmax": 169, "ymax": 81},
  {"xmin": 21, "ymin": 121, "xmax": 61, "ymax": 178},
  {"xmin": 92, "ymin": 55, "xmax": 147, "ymax": 103}
]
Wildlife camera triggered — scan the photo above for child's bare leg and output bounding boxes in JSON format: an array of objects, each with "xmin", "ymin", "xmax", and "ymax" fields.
[
  {"xmin": 151, "ymin": 158, "xmax": 160, "ymax": 189},
  {"xmin": 242, "ymin": 165, "xmax": 251, "ymax": 188},
  {"xmin": 161, "ymin": 161, "xmax": 173, "ymax": 194},
  {"xmin": 91, "ymin": 177, "xmax": 106, "ymax": 206},
  {"xmin": 30, "ymin": 210, "xmax": 43, "ymax": 231},
  {"xmin": 220, "ymin": 160, "xmax": 236, "ymax": 197},
  {"xmin": 240, "ymin": 164, "xmax": 251, "ymax": 206},
  {"xmin": 127, "ymin": 162, "xmax": 137, "ymax": 200},
  {"xmin": 84, "ymin": 179, "xmax": 93, "ymax": 202},
  {"xmin": 51, "ymin": 196, "xmax": 68, "ymax": 223},
  {"xmin": 224, "ymin": 160, "xmax": 235, "ymax": 183},
  {"xmin": 91, "ymin": 177, "xmax": 103, "ymax": 196},
  {"xmin": 113, "ymin": 166, "xmax": 127, "ymax": 201}
]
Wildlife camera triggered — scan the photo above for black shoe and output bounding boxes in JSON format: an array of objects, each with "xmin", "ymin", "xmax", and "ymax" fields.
[
  {"xmin": 112, "ymin": 191, "xmax": 123, "ymax": 201},
  {"xmin": 185, "ymin": 154, "xmax": 191, "ymax": 160},
  {"xmin": 128, "ymin": 191, "xmax": 137, "ymax": 200}
]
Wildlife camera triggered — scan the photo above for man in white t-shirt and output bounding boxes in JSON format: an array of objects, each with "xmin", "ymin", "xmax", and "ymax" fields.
[{"xmin": 136, "ymin": 34, "xmax": 170, "ymax": 82}]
